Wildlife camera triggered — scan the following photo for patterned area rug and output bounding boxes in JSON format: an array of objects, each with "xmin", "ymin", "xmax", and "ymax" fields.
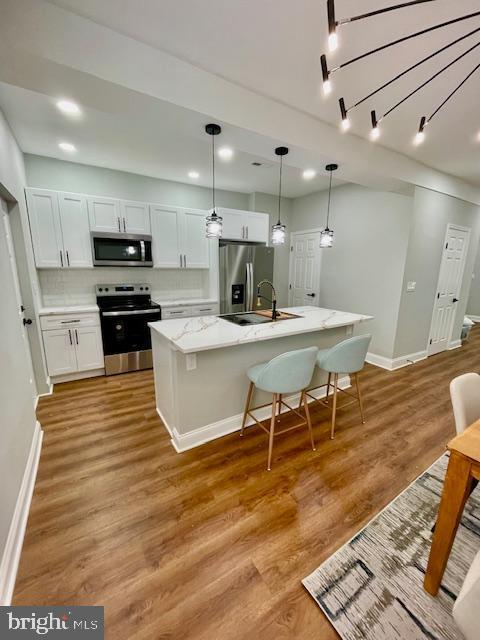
[{"xmin": 303, "ymin": 454, "xmax": 480, "ymax": 639}]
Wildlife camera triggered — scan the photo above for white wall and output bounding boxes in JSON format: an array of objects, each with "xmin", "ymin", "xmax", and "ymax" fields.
[
  {"xmin": 0, "ymin": 109, "xmax": 41, "ymax": 596},
  {"xmin": 466, "ymin": 241, "xmax": 480, "ymax": 318},
  {"xmin": 394, "ymin": 187, "xmax": 480, "ymax": 356},
  {"xmin": 292, "ymin": 184, "xmax": 413, "ymax": 358}
]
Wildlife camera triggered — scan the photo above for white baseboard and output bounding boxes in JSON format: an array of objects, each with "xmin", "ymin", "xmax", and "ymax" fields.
[
  {"xmin": 467, "ymin": 315, "xmax": 480, "ymax": 322},
  {"xmin": 0, "ymin": 421, "xmax": 43, "ymax": 605},
  {"xmin": 366, "ymin": 350, "xmax": 428, "ymax": 371},
  {"xmin": 448, "ymin": 339, "xmax": 462, "ymax": 350},
  {"xmin": 167, "ymin": 375, "xmax": 351, "ymax": 453},
  {"xmin": 35, "ymin": 382, "xmax": 53, "ymax": 409},
  {"xmin": 51, "ymin": 368, "xmax": 105, "ymax": 384}
]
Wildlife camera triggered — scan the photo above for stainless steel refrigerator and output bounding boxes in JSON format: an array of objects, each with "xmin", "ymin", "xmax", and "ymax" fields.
[{"xmin": 219, "ymin": 242, "xmax": 275, "ymax": 314}]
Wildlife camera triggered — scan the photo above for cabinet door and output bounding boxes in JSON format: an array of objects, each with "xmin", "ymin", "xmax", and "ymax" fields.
[
  {"xmin": 150, "ymin": 205, "xmax": 182, "ymax": 268},
  {"xmin": 245, "ymin": 212, "xmax": 269, "ymax": 243},
  {"xmin": 87, "ymin": 196, "xmax": 121, "ymax": 233},
  {"xmin": 74, "ymin": 326, "xmax": 104, "ymax": 371},
  {"xmin": 43, "ymin": 329, "xmax": 77, "ymax": 376},
  {"xmin": 220, "ymin": 209, "xmax": 245, "ymax": 241},
  {"xmin": 120, "ymin": 201, "xmax": 150, "ymax": 234},
  {"xmin": 58, "ymin": 193, "xmax": 93, "ymax": 268},
  {"xmin": 26, "ymin": 189, "xmax": 63, "ymax": 268},
  {"xmin": 182, "ymin": 209, "xmax": 209, "ymax": 269}
]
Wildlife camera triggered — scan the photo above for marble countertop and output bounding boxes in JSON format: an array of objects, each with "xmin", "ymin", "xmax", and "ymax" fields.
[
  {"xmin": 38, "ymin": 304, "xmax": 99, "ymax": 316},
  {"xmin": 153, "ymin": 298, "xmax": 219, "ymax": 308},
  {"xmin": 149, "ymin": 306, "xmax": 373, "ymax": 354}
]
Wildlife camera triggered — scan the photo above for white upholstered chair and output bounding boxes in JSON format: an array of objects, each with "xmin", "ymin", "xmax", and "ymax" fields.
[
  {"xmin": 450, "ymin": 373, "xmax": 480, "ymax": 434},
  {"xmin": 453, "ymin": 550, "xmax": 480, "ymax": 640}
]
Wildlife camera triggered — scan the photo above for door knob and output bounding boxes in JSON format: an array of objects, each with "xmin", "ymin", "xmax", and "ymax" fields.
[
  {"xmin": 306, "ymin": 293, "xmax": 316, "ymax": 298},
  {"xmin": 453, "ymin": 298, "xmax": 459, "ymax": 303},
  {"xmin": 23, "ymin": 318, "xmax": 32, "ymax": 326}
]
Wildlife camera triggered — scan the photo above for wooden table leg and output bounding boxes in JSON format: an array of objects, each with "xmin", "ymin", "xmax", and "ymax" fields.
[{"xmin": 424, "ymin": 451, "xmax": 473, "ymax": 595}]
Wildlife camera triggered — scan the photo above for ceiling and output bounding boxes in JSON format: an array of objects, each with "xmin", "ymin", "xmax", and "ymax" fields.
[
  {"xmin": 43, "ymin": 0, "xmax": 480, "ymax": 187},
  {"xmin": 0, "ymin": 79, "xmax": 346, "ymax": 198}
]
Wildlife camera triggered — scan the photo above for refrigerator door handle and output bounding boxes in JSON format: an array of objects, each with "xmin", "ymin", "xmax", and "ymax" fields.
[
  {"xmin": 248, "ymin": 262, "xmax": 254, "ymax": 311},
  {"xmin": 245, "ymin": 262, "xmax": 250, "ymax": 311}
]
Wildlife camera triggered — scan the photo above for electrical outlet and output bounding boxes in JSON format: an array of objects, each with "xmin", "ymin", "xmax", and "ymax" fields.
[{"xmin": 407, "ymin": 281, "xmax": 416, "ymax": 292}]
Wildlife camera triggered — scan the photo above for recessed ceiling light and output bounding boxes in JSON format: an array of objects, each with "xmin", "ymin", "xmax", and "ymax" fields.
[
  {"xmin": 302, "ymin": 169, "xmax": 317, "ymax": 180},
  {"xmin": 58, "ymin": 142, "xmax": 76, "ymax": 153},
  {"xmin": 218, "ymin": 146, "xmax": 234, "ymax": 160},
  {"xmin": 56, "ymin": 100, "xmax": 81, "ymax": 116},
  {"xmin": 188, "ymin": 171, "xmax": 200, "ymax": 179}
]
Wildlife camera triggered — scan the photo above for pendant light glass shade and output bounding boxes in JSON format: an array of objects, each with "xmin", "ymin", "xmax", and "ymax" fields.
[
  {"xmin": 320, "ymin": 227, "xmax": 334, "ymax": 248},
  {"xmin": 205, "ymin": 123, "xmax": 223, "ymax": 239},
  {"xmin": 271, "ymin": 146, "xmax": 288, "ymax": 245},
  {"xmin": 321, "ymin": 163, "xmax": 338, "ymax": 249}
]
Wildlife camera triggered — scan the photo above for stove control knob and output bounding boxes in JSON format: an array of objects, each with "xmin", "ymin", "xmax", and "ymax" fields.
[
  {"xmin": 140, "ymin": 287, "xmax": 144, "ymax": 291},
  {"xmin": 116, "ymin": 324, "xmax": 122, "ymax": 331},
  {"xmin": 105, "ymin": 287, "xmax": 109, "ymax": 292},
  {"xmin": 145, "ymin": 286, "xmax": 149, "ymax": 290},
  {"xmin": 98, "ymin": 287, "xmax": 103, "ymax": 292}
]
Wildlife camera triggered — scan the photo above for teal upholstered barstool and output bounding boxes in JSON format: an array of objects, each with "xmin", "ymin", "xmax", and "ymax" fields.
[
  {"xmin": 241, "ymin": 346, "xmax": 319, "ymax": 470},
  {"xmin": 304, "ymin": 334, "xmax": 372, "ymax": 440}
]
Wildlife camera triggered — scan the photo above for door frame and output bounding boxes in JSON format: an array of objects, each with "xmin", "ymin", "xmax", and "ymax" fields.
[
  {"xmin": 288, "ymin": 229, "xmax": 322, "ymax": 307},
  {"xmin": 427, "ymin": 222, "xmax": 470, "ymax": 355}
]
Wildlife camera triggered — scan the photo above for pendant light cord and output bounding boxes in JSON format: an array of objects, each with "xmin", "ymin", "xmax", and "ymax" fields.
[
  {"xmin": 277, "ymin": 155, "xmax": 283, "ymax": 224},
  {"xmin": 211, "ymin": 133, "xmax": 216, "ymax": 214},
  {"xmin": 326, "ymin": 168, "xmax": 333, "ymax": 228}
]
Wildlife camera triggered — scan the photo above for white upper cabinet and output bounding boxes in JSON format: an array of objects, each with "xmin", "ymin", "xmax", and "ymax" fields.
[
  {"xmin": 26, "ymin": 189, "xmax": 63, "ymax": 268},
  {"xmin": 244, "ymin": 212, "xmax": 269, "ymax": 243},
  {"xmin": 150, "ymin": 205, "xmax": 182, "ymax": 268},
  {"xmin": 216, "ymin": 208, "xmax": 269, "ymax": 243},
  {"xmin": 27, "ymin": 189, "xmax": 92, "ymax": 268},
  {"xmin": 58, "ymin": 193, "xmax": 92, "ymax": 268},
  {"xmin": 120, "ymin": 201, "xmax": 150, "ymax": 234},
  {"xmin": 182, "ymin": 209, "xmax": 209, "ymax": 269},
  {"xmin": 87, "ymin": 196, "xmax": 121, "ymax": 233},
  {"xmin": 151, "ymin": 206, "xmax": 209, "ymax": 269}
]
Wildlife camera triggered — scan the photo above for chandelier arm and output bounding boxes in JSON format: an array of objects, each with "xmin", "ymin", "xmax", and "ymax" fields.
[
  {"xmin": 381, "ymin": 39, "xmax": 480, "ymax": 120},
  {"xmin": 336, "ymin": 0, "xmax": 438, "ymax": 26},
  {"xmin": 330, "ymin": 11, "xmax": 480, "ymax": 75},
  {"xmin": 347, "ymin": 25, "xmax": 480, "ymax": 112},
  {"xmin": 428, "ymin": 61, "xmax": 480, "ymax": 123}
]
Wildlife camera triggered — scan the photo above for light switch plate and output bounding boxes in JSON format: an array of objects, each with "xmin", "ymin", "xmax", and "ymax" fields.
[{"xmin": 407, "ymin": 281, "xmax": 416, "ymax": 292}]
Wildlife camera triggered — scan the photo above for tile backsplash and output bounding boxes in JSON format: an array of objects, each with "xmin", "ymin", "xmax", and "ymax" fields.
[{"xmin": 39, "ymin": 268, "xmax": 210, "ymax": 306}]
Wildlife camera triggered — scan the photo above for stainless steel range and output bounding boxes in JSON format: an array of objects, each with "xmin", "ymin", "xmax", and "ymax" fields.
[{"xmin": 96, "ymin": 284, "xmax": 161, "ymax": 375}]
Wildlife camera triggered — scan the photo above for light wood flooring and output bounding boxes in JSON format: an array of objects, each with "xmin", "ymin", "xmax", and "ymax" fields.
[{"xmin": 14, "ymin": 328, "xmax": 480, "ymax": 639}]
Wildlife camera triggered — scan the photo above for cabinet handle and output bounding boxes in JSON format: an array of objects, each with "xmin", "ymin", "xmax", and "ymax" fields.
[
  {"xmin": 246, "ymin": 226, "xmax": 249, "ymax": 240},
  {"xmin": 75, "ymin": 329, "xmax": 79, "ymax": 345},
  {"xmin": 117, "ymin": 217, "xmax": 121, "ymax": 232},
  {"xmin": 242, "ymin": 226, "xmax": 244, "ymax": 239},
  {"xmin": 68, "ymin": 329, "xmax": 72, "ymax": 345},
  {"xmin": 66, "ymin": 250, "xmax": 70, "ymax": 266},
  {"xmin": 199, "ymin": 308, "xmax": 212, "ymax": 312},
  {"xmin": 60, "ymin": 319, "xmax": 80, "ymax": 324},
  {"xmin": 184, "ymin": 254, "xmax": 187, "ymax": 268},
  {"xmin": 60, "ymin": 250, "xmax": 64, "ymax": 267},
  {"xmin": 123, "ymin": 218, "xmax": 126, "ymax": 232},
  {"xmin": 180, "ymin": 254, "xmax": 183, "ymax": 267}
]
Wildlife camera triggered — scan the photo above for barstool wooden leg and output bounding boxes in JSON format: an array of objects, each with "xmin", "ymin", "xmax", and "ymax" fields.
[
  {"xmin": 241, "ymin": 382, "xmax": 254, "ymax": 437},
  {"xmin": 330, "ymin": 373, "xmax": 338, "ymax": 440},
  {"xmin": 267, "ymin": 393, "xmax": 277, "ymax": 471},
  {"xmin": 303, "ymin": 391, "xmax": 316, "ymax": 451},
  {"xmin": 355, "ymin": 372, "xmax": 365, "ymax": 424},
  {"xmin": 277, "ymin": 394, "xmax": 283, "ymax": 421},
  {"xmin": 326, "ymin": 372, "xmax": 332, "ymax": 403}
]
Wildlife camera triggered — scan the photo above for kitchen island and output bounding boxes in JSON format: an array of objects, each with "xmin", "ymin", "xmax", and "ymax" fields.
[{"xmin": 149, "ymin": 306, "xmax": 372, "ymax": 452}]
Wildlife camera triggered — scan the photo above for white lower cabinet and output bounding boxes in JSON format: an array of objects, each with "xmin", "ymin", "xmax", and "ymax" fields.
[{"xmin": 41, "ymin": 313, "xmax": 104, "ymax": 379}]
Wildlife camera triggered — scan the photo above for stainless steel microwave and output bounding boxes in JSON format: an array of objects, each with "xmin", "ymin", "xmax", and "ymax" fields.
[{"xmin": 91, "ymin": 232, "xmax": 153, "ymax": 267}]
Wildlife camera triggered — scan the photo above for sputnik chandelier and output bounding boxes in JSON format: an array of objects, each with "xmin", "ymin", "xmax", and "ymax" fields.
[{"xmin": 321, "ymin": 0, "xmax": 480, "ymax": 145}]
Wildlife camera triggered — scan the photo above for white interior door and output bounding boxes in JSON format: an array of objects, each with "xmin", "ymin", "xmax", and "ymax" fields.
[
  {"xmin": 428, "ymin": 224, "xmax": 470, "ymax": 356},
  {"xmin": 288, "ymin": 231, "xmax": 321, "ymax": 306}
]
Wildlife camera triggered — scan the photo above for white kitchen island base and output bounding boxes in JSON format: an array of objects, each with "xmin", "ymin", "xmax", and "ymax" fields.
[{"xmin": 150, "ymin": 307, "xmax": 372, "ymax": 452}]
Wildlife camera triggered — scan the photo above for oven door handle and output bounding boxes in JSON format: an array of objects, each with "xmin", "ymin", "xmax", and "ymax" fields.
[{"xmin": 102, "ymin": 309, "xmax": 161, "ymax": 317}]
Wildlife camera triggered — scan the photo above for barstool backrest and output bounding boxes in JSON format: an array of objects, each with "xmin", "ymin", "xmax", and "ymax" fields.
[
  {"xmin": 450, "ymin": 373, "xmax": 480, "ymax": 435},
  {"xmin": 320, "ymin": 334, "xmax": 372, "ymax": 374},
  {"xmin": 255, "ymin": 346, "xmax": 319, "ymax": 394}
]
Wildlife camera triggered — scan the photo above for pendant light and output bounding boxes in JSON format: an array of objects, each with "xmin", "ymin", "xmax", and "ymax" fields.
[
  {"xmin": 271, "ymin": 146, "xmax": 288, "ymax": 245},
  {"xmin": 320, "ymin": 163, "xmax": 338, "ymax": 248},
  {"xmin": 205, "ymin": 123, "xmax": 223, "ymax": 238}
]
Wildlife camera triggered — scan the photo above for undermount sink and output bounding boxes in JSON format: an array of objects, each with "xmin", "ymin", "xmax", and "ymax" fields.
[{"xmin": 219, "ymin": 311, "xmax": 302, "ymax": 326}]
